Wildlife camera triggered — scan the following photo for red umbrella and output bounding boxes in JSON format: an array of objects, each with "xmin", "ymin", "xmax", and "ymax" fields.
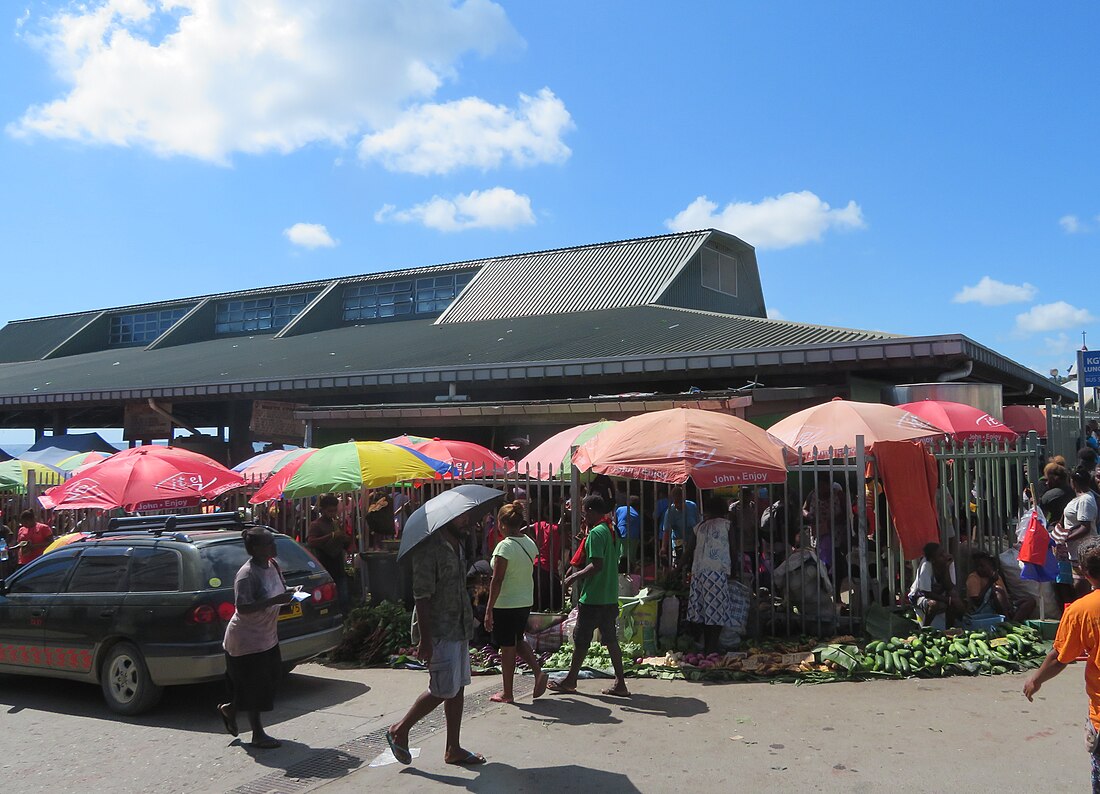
[
  {"xmin": 385, "ymin": 435, "xmax": 514, "ymax": 478},
  {"xmin": 1002, "ymin": 405, "xmax": 1048, "ymax": 439},
  {"xmin": 39, "ymin": 446, "xmax": 245, "ymax": 512},
  {"xmin": 897, "ymin": 401, "xmax": 1017, "ymax": 444},
  {"xmin": 572, "ymin": 408, "xmax": 794, "ymax": 487}
]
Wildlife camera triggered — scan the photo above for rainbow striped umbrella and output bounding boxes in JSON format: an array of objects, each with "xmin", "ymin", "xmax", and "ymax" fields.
[
  {"xmin": 0, "ymin": 460, "xmax": 64, "ymax": 493},
  {"xmin": 56, "ymin": 451, "xmax": 113, "ymax": 472},
  {"xmin": 233, "ymin": 448, "xmax": 316, "ymax": 481},
  {"xmin": 249, "ymin": 441, "xmax": 452, "ymax": 503}
]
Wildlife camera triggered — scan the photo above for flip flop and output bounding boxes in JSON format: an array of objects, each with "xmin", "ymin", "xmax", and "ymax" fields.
[
  {"xmin": 546, "ymin": 679, "xmax": 577, "ymax": 694},
  {"xmin": 601, "ymin": 685, "xmax": 631, "ymax": 698},
  {"xmin": 489, "ymin": 692, "xmax": 513, "ymax": 703},
  {"xmin": 385, "ymin": 729, "xmax": 413, "ymax": 765},
  {"xmin": 446, "ymin": 750, "xmax": 486, "ymax": 766},
  {"xmin": 249, "ymin": 737, "xmax": 282, "ymax": 749},
  {"xmin": 217, "ymin": 704, "xmax": 238, "ymax": 737},
  {"xmin": 533, "ymin": 672, "xmax": 549, "ymax": 699}
]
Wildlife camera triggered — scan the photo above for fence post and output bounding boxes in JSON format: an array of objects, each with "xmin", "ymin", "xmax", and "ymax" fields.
[
  {"xmin": 569, "ymin": 445, "xmax": 580, "ymax": 547},
  {"xmin": 1026, "ymin": 431, "xmax": 1042, "ymax": 510},
  {"xmin": 854, "ymin": 435, "xmax": 870, "ymax": 615}
]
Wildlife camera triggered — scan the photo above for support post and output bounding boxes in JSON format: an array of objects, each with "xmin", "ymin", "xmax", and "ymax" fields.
[{"xmin": 855, "ymin": 435, "xmax": 870, "ymax": 613}]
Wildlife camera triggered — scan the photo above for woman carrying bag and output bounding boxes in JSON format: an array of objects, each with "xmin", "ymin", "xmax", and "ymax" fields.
[{"xmin": 484, "ymin": 501, "xmax": 548, "ymax": 703}]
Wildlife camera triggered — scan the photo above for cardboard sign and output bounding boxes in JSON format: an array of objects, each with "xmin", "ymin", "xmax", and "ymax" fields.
[{"xmin": 249, "ymin": 400, "xmax": 306, "ymax": 444}]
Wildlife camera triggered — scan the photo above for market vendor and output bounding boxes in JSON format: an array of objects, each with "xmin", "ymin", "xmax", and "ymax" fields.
[
  {"xmin": 966, "ymin": 551, "xmax": 1035, "ymax": 622},
  {"xmin": 660, "ymin": 486, "xmax": 699, "ymax": 568},
  {"xmin": 908, "ymin": 542, "xmax": 964, "ymax": 629},
  {"xmin": 307, "ymin": 495, "xmax": 354, "ymax": 613}
]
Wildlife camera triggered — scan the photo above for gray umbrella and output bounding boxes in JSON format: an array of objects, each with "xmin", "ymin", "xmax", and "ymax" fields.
[{"xmin": 396, "ymin": 484, "xmax": 504, "ymax": 561}]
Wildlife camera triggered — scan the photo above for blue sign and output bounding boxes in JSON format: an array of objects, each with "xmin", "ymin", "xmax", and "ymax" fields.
[{"xmin": 1082, "ymin": 351, "xmax": 1100, "ymax": 388}]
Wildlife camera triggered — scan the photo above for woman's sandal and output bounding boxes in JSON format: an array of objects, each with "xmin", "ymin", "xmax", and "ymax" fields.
[
  {"xmin": 489, "ymin": 692, "xmax": 513, "ymax": 703},
  {"xmin": 601, "ymin": 685, "xmax": 631, "ymax": 697},
  {"xmin": 249, "ymin": 737, "xmax": 282, "ymax": 749},
  {"xmin": 217, "ymin": 704, "xmax": 238, "ymax": 737},
  {"xmin": 446, "ymin": 750, "xmax": 486, "ymax": 766},
  {"xmin": 546, "ymin": 679, "xmax": 577, "ymax": 694}
]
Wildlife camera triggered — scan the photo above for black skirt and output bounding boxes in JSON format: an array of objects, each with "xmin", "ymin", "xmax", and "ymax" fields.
[{"xmin": 225, "ymin": 644, "xmax": 281, "ymax": 712}]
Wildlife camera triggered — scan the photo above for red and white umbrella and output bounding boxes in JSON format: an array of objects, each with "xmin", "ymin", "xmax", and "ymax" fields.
[
  {"xmin": 385, "ymin": 436, "xmax": 514, "ymax": 478},
  {"xmin": 897, "ymin": 400, "xmax": 1017, "ymax": 444},
  {"xmin": 40, "ymin": 446, "xmax": 245, "ymax": 512}
]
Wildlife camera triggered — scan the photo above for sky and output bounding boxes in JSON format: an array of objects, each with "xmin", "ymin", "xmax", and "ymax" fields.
[{"xmin": 0, "ymin": 1, "xmax": 1098, "ymax": 422}]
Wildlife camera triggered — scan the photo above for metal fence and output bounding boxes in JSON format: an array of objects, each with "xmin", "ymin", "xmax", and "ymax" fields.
[{"xmin": 3, "ymin": 434, "xmax": 1059, "ymax": 642}]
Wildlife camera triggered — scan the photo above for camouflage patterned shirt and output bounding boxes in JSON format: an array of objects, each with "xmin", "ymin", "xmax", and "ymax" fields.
[{"xmin": 411, "ymin": 532, "xmax": 474, "ymax": 642}]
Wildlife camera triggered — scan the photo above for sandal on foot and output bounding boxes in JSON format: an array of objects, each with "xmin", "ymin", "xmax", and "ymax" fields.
[
  {"xmin": 249, "ymin": 737, "xmax": 282, "ymax": 749},
  {"xmin": 601, "ymin": 685, "xmax": 631, "ymax": 697},
  {"xmin": 489, "ymin": 692, "xmax": 513, "ymax": 703},
  {"xmin": 217, "ymin": 704, "xmax": 238, "ymax": 737},
  {"xmin": 546, "ymin": 679, "xmax": 577, "ymax": 694},
  {"xmin": 446, "ymin": 750, "xmax": 486, "ymax": 766},
  {"xmin": 385, "ymin": 729, "xmax": 412, "ymax": 765},
  {"xmin": 533, "ymin": 672, "xmax": 549, "ymax": 699}
]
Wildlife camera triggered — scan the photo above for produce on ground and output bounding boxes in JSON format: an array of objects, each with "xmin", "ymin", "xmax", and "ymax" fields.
[{"xmin": 332, "ymin": 600, "xmax": 412, "ymax": 666}]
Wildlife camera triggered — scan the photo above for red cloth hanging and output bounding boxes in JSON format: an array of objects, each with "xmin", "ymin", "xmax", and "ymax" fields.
[{"xmin": 873, "ymin": 441, "xmax": 941, "ymax": 560}]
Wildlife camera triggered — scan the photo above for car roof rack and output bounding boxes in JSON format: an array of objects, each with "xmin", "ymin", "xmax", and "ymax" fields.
[{"xmin": 100, "ymin": 511, "xmax": 245, "ymax": 537}]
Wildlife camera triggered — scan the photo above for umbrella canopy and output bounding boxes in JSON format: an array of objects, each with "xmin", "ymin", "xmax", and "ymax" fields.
[
  {"xmin": 233, "ymin": 448, "xmax": 316, "ymax": 481},
  {"xmin": 1002, "ymin": 405, "xmax": 1048, "ymax": 438},
  {"xmin": 386, "ymin": 436, "xmax": 514, "ymax": 478},
  {"xmin": 0, "ymin": 460, "xmax": 64, "ymax": 493},
  {"xmin": 516, "ymin": 421, "xmax": 619, "ymax": 479},
  {"xmin": 572, "ymin": 408, "xmax": 794, "ymax": 487},
  {"xmin": 897, "ymin": 401, "xmax": 1017, "ymax": 445},
  {"xmin": 43, "ymin": 532, "xmax": 88, "ymax": 555},
  {"xmin": 767, "ymin": 398, "xmax": 947, "ymax": 460},
  {"xmin": 19, "ymin": 432, "xmax": 119, "ymax": 468},
  {"xmin": 56, "ymin": 451, "xmax": 113, "ymax": 472},
  {"xmin": 39, "ymin": 446, "xmax": 245, "ymax": 512},
  {"xmin": 397, "ymin": 484, "xmax": 504, "ymax": 561},
  {"xmin": 249, "ymin": 441, "xmax": 452, "ymax": 503}
]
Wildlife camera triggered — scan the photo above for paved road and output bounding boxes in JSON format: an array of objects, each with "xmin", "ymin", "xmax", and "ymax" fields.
[{"xmin": 0, "ymin": 661, "xmax": 1088, "ymax": 792}]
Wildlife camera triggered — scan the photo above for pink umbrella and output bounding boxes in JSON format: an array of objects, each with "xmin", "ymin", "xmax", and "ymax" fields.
[
  {"xmin": 897, "ymin": 401, "xmax": 1017, "ymax": 444},
  {"xmin": 516, "ymin": 421, "xmax": 618, "ymax": 480},
  {"xmin": 768, "ymin": 398, "xmax": 947, "ymax": 460},
  {"xmin": 385, "ymin": 436, "xmax": 513, "ymax": 478},
  {"xmin": 573, "ymin": 408, "xmax": 793, "ymax": 487}
]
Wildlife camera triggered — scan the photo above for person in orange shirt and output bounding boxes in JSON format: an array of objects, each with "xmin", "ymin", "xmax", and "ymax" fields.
[
  {"xmin": 13, "ymin": 509, "xmax": 53, "ymax": 566},
  {"xmin": 1024, "ymin": 539, "xmax": 1100, "ymax": 790}
]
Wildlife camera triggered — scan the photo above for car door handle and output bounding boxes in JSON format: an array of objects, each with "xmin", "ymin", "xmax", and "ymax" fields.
[
  {"xmin": 99, "ymin": 608, "xmax": 117, "ymax": 618},
  {"xmin": 30, "ymin": 609, "xmax": 47, "ymax": 617}
]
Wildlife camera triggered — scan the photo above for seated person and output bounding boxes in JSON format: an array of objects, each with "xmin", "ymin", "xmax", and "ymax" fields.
[
  {"xmin": 908, "ymin": 542, "xmax": 965, "ymax": 629},
  {"xmin": 966, "ymin": 551, "xmax": 1036, "ymax": 622}
]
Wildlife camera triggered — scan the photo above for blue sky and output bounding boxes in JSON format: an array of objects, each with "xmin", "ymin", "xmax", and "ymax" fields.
[{"xmin": 0, "ymin": 0, "xmax": 1097, "ymax": 403}]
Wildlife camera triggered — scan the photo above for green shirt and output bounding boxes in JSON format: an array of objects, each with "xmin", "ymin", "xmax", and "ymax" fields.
[
  {"xmin": 491, "ymin": 534, "xmax": 538, "ymax": 608},
  {"xmin": 579, "ymin": 522, "xmax": 619, "ymax": 606}
]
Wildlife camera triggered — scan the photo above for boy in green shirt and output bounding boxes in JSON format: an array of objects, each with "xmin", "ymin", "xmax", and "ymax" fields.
[{"xmin": 548, "ymin": 494, "xmax": 630, "ymax": 697}]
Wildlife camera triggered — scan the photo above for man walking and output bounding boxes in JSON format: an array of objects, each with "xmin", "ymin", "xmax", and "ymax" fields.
[
  {"xmin": 549, "ymin": 494, "xmax": 630, "ymax": 697},
  {"xmin": 387, "ymin": 510, "xmax": 485, "ymax": 766},
  {"xmin": 1024, "ymin": 539, "xmax": 1100, "ymax": 791}
]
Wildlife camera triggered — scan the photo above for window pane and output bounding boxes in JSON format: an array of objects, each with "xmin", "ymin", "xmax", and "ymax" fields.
[
  {"xmin": 129, "ymin": 548, "xmax": 180, "ymax": 592},
  {"xmin": 10, "ymin": 552, "xmax": 80, "ymax": 594},
  {"xmin": 67, "ymin": 551, "xmax": 130, "ymax": 593}
]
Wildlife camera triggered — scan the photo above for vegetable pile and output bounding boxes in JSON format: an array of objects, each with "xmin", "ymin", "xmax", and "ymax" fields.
[{"xmin": 332, "ymin": 600, "xmax": 412, "ymax": 666}]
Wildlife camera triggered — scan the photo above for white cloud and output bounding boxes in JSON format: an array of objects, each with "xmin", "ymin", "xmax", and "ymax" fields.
[
  {"xmin": 766, "ymin": 307, "xmax": 786, "ymax": 321},
  {"xmin": 1060, "ymin": 214, "xmax": 1083, "ymax": 233},
  {"xmin": 358, "ymin": 89, "xmax": 573, "ymax": 174},
  {"xmin": 375, "ymin": 187, "xmax": 534, "ymax": 232},
  {"xmin": 665, "ymin": 191, "xmax": 865, "ymax": 249},
  {"xmin": 283, "ymin": 222, "xmax": 336, "ymax": 249},
  {"xmin": 952, "ymin": 276, "xmax": 1037, "ymax": 306},
  {"xmin": 9, "ymin": 0, "xmax": 520, "ymax": 164},
  {"xmin": 1015, "ymin": 301, "xmax": 1096, "ymax": 334}
]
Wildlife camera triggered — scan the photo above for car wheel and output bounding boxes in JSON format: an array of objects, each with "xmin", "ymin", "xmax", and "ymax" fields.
[{"xmin": 100, "ymin": 642, "xmax": 163, "ymax": 715}]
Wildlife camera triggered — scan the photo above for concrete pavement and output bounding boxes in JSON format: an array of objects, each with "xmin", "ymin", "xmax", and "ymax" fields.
[{"xmin": 0, "ymin": 660, "xmax": 1088, "ymax": 792}]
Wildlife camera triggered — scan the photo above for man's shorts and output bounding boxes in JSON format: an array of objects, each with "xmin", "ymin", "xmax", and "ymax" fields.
[
  {"xmin": 428, "ymin": 639, "xmax": 472, "ymax": 699},
  {"xmin": 573, "ymin": 602, "xmax": 619, "ymax": 648}
]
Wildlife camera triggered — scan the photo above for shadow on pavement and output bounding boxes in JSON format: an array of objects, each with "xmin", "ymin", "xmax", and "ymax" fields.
[
  {"xmin": 399, "ymin": 762, "xmax": 642, "ymax": 792},
  {"xmin": 237, "ymin": 738, "xmax": 362, "ymax": 779},
  {"xmin": 587, "ymin": 691, "xmax": 709, "ymax": 718},
  {"xmin": 514, "ymin": 697, "xmax": 622, "ymax": 726},
  {"xmin": 0, "ymin": 670, "xmax": 368, "ymax": 733}
]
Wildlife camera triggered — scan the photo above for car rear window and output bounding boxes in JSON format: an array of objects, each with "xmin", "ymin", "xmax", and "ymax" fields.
[{"xmin": 200, "ymin": 535, "xmax": 321, "ymax": 588}]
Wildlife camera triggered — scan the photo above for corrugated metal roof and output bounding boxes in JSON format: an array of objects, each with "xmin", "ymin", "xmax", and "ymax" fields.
[
  {"xmin": 437, "ymin": 230, "xmax": 712, "ymax": 323},
  {"xmin": 0, "ymin": 312, "xmax": 100, "ymax": 364}
]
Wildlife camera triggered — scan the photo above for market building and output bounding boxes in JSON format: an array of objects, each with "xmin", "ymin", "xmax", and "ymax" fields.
[{"xmin": 0, "ymin": 229, "xmax": 1072, "ymax": 463}]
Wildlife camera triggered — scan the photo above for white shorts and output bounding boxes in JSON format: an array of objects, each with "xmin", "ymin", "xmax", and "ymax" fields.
[{"xmin": 428, "ymin": 639, "xmax": 471, "ymax": 699}]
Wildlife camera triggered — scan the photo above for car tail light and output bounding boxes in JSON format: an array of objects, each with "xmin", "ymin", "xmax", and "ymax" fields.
[
  {"xmin": 312, "ymin": 582, "xmax": 337, "ymax": 604},
  {"xmin": 186, "ymin": 605, "xmax": 217, "ymax": 624},
  {"xmin": 216, "ymin": 602, "xmax": 236, "ymax": 622}
]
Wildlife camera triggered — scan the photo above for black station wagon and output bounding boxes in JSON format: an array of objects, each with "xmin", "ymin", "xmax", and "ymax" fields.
[{"xmin": 0, "ymin": 512, "xmax": 343, "ymax": 714}]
